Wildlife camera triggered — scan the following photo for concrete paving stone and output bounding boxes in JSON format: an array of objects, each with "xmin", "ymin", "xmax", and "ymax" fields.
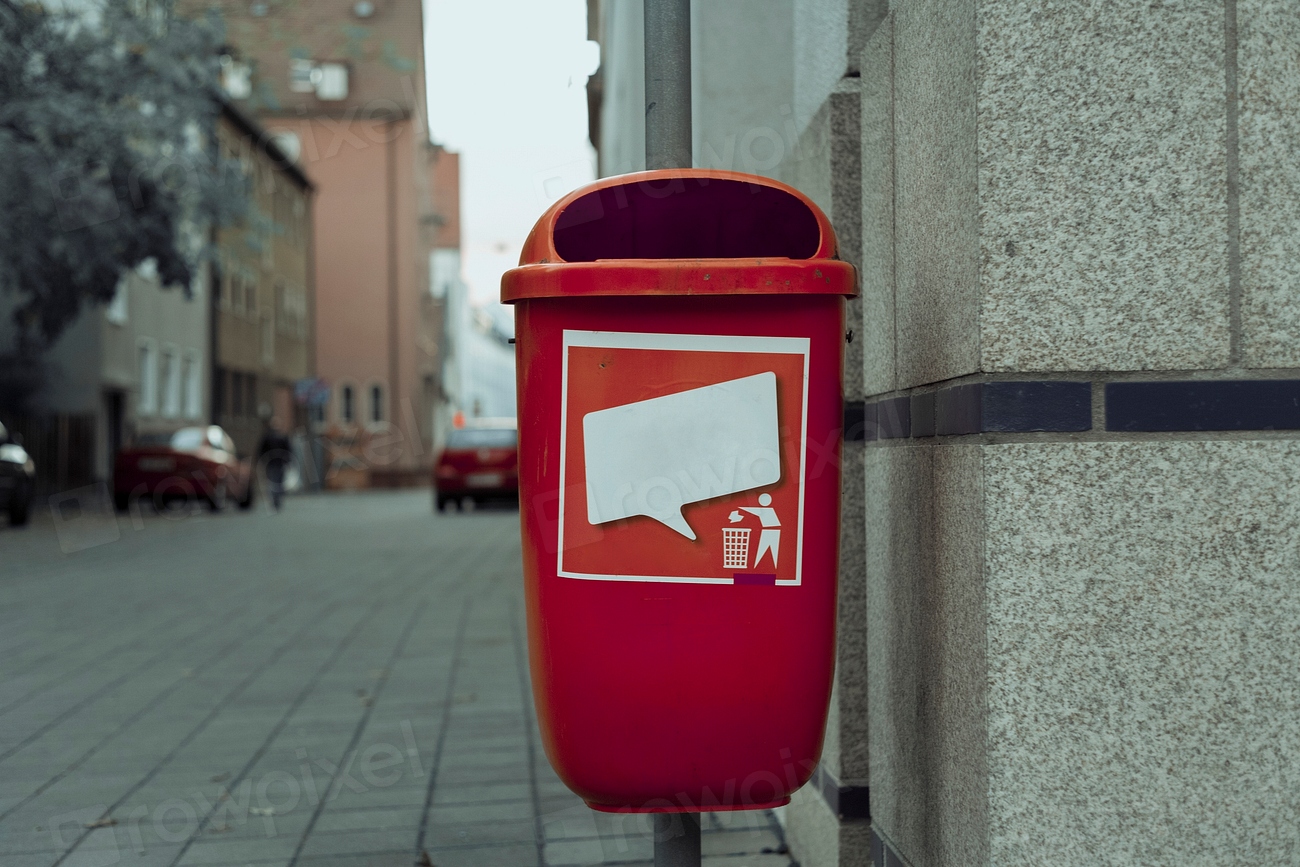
[
  {"xmin": 321, "ymin": 785, "xmax": 430, "ymax": 810},
  {"xmin": 433, "ymin": 765, "xmax": 530, "ymax": 786},
  {"xmin": 310, "ymin": 806, "xmax": 424, "ymax": 834},
  {"xmin": 107, "ymin": 844, "xmax": 191, "ymax": 867},
  {"xmin": 431, "ymin": 782, "xmax": 531, "ymax": 805},
  {"xmin": 290, "ymin": 854, "xmax": 412, "ymax": 867},
  {"xmin": 418, "ymin": 818, "xmax": 536, "ymax": 849},
  {"xmin": 294, "ymin": 829, "xmax": 419, "ymax": 858},
  {"xmin": 6, "ymin": 853, "xmax": 78, "ymax": 867},
  {"xmin": 705, "ymin": 811, "xmax": 777, "ymax": 832},
  {"xmin": 702, "ymin": 828, "xmax": 784, "ymax": 856},
  {"xmin": 426, "ymin": 800, "xmax": 534, "ymax": 825},
  {"xmin": 174, "ymin": 835, "xmax": 300, "ymax": 865},
  {"xmin": 418, "ymin": 843, "xmax": 540, "ymax": 867},
  {"xmin": 538, "ymin": 793, "xmax": 585, "ymax": 816},
  {"xmin": 0, "ymin": 828, "xmax": 60, "ymax": 856},
  {"xmin": 438, "ymin": 751, "xmax": 530, "ymax": 771},
  {"xmin": 546, "ymin": 835, "xmax": 652, "ymax": 865}
]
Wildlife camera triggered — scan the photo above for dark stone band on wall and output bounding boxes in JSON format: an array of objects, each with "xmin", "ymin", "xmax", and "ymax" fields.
[
  {"xmin": 859, "ymin": 381, "xmax": 1092, "ymax": 439},
  {"xmin": 844, "ymin": 400, "xmax": 866, "ymax": 441},
  {"xmin": 1107, "ymin": 380, "xmax": 1300, "ymax": 431},
  {"xmin": 811, "ymin": 764, "xmax": 870, "ymax": 821},
  {"xmin": 852, "ymin": 379, "xmax": 1300, "ymax": 440}
]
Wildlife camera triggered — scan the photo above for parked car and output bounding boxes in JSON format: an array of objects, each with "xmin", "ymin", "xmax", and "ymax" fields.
[
  {"xmin": 113, "ymin": 425, "xmax": 254, "ymax": 512},
  {"xmin": 0, "ymin": 421, "xmax": 36, "ymax": 526},
  {"xmin": 433, "ymin": 421, "xmax": 519, "ymax": 511}
]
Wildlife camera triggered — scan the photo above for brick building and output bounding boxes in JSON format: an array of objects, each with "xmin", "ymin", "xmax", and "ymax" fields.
[
  {"xmin": 212, "ymin": 102, "xmax": 315, "ymax": 458},
  {"xmin": 187, "ymin": 0, "xmax": 451, "ymax": 487}
]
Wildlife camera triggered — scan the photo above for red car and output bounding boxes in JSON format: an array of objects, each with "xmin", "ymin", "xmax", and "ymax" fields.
[
  {"xmin": 433, "ymin": 421, "xmax": 518, "ymax": 511},
  {"xmin": 114, "ymin": 425, "xmax": 254, "ymax": 512}
]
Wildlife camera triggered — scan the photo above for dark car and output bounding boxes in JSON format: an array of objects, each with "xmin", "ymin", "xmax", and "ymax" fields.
[
  {"xmin": 113, "ymin": 425, "xmax": 254, "ymax": 512},
  {"xmin": 0, "ymin": 421, "xmax": 36, "ymax": 526},
  {"xmin": 432, "ymin": 422, "xmax": 519, "ymax": 511}
]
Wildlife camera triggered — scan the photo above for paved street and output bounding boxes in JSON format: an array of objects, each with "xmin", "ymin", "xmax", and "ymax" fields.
[{"xmin": 0, "ymin": 491, "xmax": 792, "ymax": 867}]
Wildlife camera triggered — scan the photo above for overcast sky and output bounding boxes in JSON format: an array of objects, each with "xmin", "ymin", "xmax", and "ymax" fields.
[{"xmin": 423, "ymin": 0, "xmax": 599, "ymax": 321}]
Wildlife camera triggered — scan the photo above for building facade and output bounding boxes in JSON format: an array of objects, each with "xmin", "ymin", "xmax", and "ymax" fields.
[
  {"xmin": 591, "ymin": 1, "xmax": 1300, "ymax": 865},
  {"xmin": 213, "ymin": 103, "xmax": 316, "ymax": 459},
  {"xmin": 0, "ymin": 238, "xmax": 213, "ymax": 494},
  {"xmin": 186, "ymin": 0, "xmax": 447, "ymax": 487}
]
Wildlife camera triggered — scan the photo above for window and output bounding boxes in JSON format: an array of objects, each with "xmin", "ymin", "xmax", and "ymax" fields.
[
  {"xmin": 314, "ymin": 63, "xmax": 349, "ymax": 100},
  {"xmin": 246, "ymin": 374, "xmax": 258, "ymax": 419},
  {"xmin": 219, "ymin": 55, "xmax": 252, "ymax": 100},
  {"xmin": 183, "ymin": 351, "xmax": 202, "ymax": 419},
  {"xmin": 289, "ymin": 58, "xmax": 316, "ymax": 93},
  {"xmin": 231, "ymin": 371, "xmax": 244, "ymax": 416},
  {"xmin": 289, "ymin": 58, "xmax": 351, "ymax": 100},
  {"xmin": 369, "ymin": 384, "xmax": 384, "ymax": 425},
  {"xmin": 161, "ymin": 347, "xmax": 180, "ymax": 418},
  {"xmin": 340, "ymin": 384, "xmax": 355, "ymax": 424},
  {"xmin": 137, "ymin": 341, "xmax": 157, "ymax": 415},
  {"xmin": 245, "ymin": 277, "xmax": 257, "ymax": 315},
  {"xmin": 309, "ymin": 399, "xmax": 327, "ymax": 430},
  {"xmin": 106, "ymin": 283, "xmax": 128, "ymax": 324},
  {"xmin": 262, "ymin": 315, "xmax": 275, "ymax": 366},
  {"xmin": 214, "ymin": 368, "xmax": 226, "ymax": 417}
]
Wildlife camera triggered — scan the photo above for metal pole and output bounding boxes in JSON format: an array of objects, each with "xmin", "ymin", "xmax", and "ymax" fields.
[
  {"xmin": 643, "ymin": 0, "xmax": 692, "ymax": 170},
  {"xmin": 654, "ymin": 812, "xmax": 701, "ymax": 867},
  {"xmin": 646, "ymin": 2, "xmax": 697, "ymax": 862}
]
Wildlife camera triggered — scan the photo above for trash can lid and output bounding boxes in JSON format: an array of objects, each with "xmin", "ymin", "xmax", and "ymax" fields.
[{"xmin": 501, "ymin": 169, "xmax": 857, "ymax": 303}]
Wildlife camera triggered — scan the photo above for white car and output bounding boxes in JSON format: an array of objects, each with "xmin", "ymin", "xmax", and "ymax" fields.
[{"xmin": 0, "ymin": 421, "xmax": 36, "ymax": 526}]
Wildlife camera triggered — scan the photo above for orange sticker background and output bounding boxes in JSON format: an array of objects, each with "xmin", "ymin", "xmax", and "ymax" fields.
[{"xmin": 560, "ymin": 345, "xmax": 806, "ymax": 581}]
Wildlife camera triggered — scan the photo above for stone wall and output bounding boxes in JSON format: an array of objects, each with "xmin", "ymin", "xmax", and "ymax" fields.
[{"xmin": 861, "ymin": 2, "xmax": 1300, "ymax": 865}]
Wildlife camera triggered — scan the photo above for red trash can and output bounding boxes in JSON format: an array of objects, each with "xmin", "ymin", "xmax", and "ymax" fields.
[{"xmin": 502, "ymin": 169, "xmax": 857, "ymax": 813}]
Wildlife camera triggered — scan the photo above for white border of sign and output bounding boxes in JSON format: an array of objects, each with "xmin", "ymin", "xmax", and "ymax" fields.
[{"xmin": 558, "ymin": 329, "xmax": 810, "ymax": 585}]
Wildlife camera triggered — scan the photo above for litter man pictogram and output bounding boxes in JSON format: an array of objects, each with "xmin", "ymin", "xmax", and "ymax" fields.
[{"xmin": 728, "ymin": 493, "xmax": 781, "ymax": 570}]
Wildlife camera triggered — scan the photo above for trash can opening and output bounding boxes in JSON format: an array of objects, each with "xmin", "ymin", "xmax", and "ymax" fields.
[{"xmin": 553, "ymin": 177, "xmax": 822, "ymax": 262}]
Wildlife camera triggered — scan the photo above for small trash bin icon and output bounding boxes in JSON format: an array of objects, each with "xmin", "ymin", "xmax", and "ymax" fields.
[
  {"xmin": 721, "ymin": 527, "xmax": 751, "ymax": 570},
  {"xmin": 502, "ymin": 169, "xmax": 857, "ymax": 813}
]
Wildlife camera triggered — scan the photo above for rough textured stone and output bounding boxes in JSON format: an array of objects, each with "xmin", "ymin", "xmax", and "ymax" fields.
[
  {"xmin": 794, "ymin": 0, "xmax": 850, "ymax": 136},
  {"xmin": 860, "ymin": 15, "xmax": 895, "ymax": 398},
  {"xmin": 1238, "ymin": 0, "xmax": 1300, "ymax": 368},
  {"xmin": 893, "ymin": 0, "xmax": 980, "ymax": 388},
  {"xmin": 692, "ymin": 0, "xmax": 796, "ymax": 176},
  {"xmin": 976, "ymin": 1, "xmax": 1230, "ymax": 372},
  {"xmin": 778, "ymin": 100, "xmax": 832, "ymax": 214},
  {"xmin": 865, "ymin": 444, "xmax": 986, "ymax": 867},
  {"xmin": 831, "ymin": 83, "xmax": 865, "ymax": 403},
  {"xmin": 846, "ymin": 0, "xmax": 889, "ymax": 78},
  {"xmin": 833, "ymin": 440, "xmax": 868, "ymax": 781},
  {"xmin": 984, "ymin": 441, "xmax": 1300, "ymax": 865}
]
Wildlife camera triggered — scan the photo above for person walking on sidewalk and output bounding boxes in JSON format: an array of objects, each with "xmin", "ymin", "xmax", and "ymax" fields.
[{"xmin": 257, "ymin": 421, "xmax": 293, "ymax": 512}]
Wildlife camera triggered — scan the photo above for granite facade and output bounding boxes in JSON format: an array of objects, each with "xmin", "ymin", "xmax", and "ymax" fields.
[
  {"xmin": 1238, "ymin": 0, "xmax": 1300, "ymax": 368},
  {"xmin": 865, "ymin": 445, "xmax": 987, "ymax": 867},
  {"xmin": 892, "ymin": 0, "xmax": 980, "ymax": 389},
  {"xmin": 984, "ymin": 441, "xmax": 1300, "ymax": 864},
  {"xmin": 860, "ymin": 16, "xmax": 895, "ymax": 398},
  {"xmin": 976, "ymin": 0, "xmax": 1230, "ymax": 372}
]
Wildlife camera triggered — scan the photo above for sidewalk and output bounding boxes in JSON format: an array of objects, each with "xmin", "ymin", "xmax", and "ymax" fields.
[{"xmin": 0, "ymin": 491, "xmax": 794, "ymax": 867}]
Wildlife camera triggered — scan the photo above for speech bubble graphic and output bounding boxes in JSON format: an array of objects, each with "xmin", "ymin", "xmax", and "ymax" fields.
[{"xmin": 582, "ymin": 372, "xmax": 782, "ymax": 539}]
